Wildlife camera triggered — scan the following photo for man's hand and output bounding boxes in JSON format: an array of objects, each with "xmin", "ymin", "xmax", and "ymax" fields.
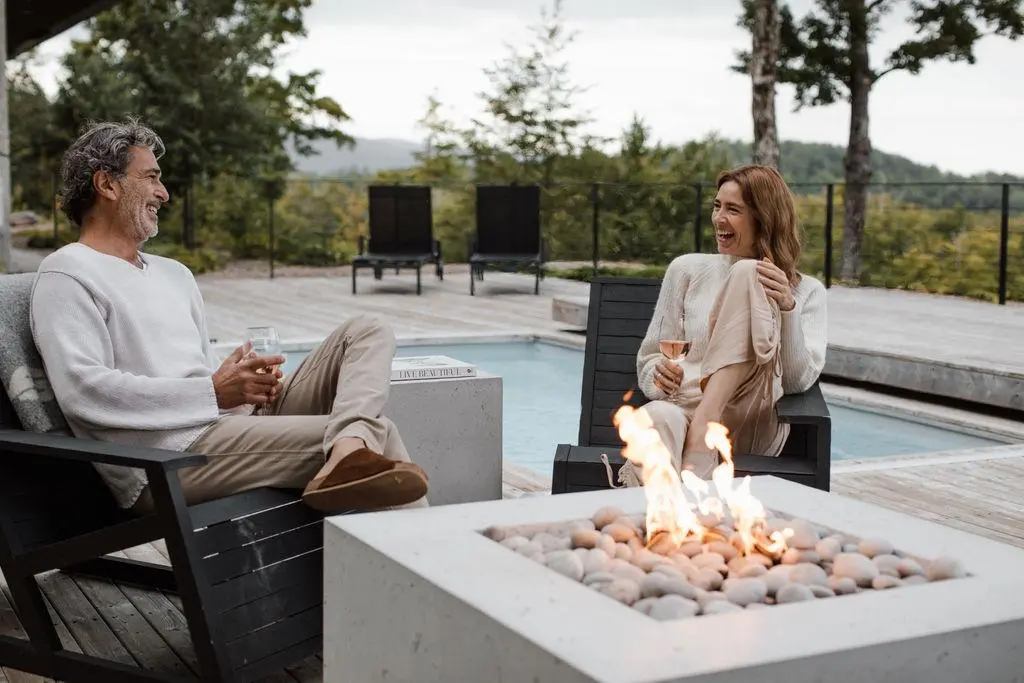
[
  {"xmin": 653, "ymin": 359, "xmax": 683, "ymax": 395},
  {"xmin": 212, "ymin": 343, "xmax": 286, "ymax": 409},
  {"xmin": 757, "ymin": 258, "xmax": 796, "ymax": 312}
]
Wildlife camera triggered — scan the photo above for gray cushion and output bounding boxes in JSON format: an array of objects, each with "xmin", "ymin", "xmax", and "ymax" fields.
[{"xmin": 0, "ymin": 273, "xmax": 71, "ymax": 435}]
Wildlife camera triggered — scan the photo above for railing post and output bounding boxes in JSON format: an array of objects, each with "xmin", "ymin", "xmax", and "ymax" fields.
[
  {"xmin": 590, "ymin": 183, "xmax": 599, "ymax": 275},
  {"xmin": 693, "ymin": 183, "xmax": 704, "ymax": 254},
  {"xmin": 268, "ymin": 194, "xmax": 275, "ymax": 280},
  {"xmin": 824, "ymin": 183, "xmax": 834, "ymax": 289},
  {"xmin": 998, "ymin": 183, "xmax": 1009, "ymax": 305}
]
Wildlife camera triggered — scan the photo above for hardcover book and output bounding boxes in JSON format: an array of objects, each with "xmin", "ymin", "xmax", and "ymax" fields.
[{"xmin": 391, "ymin": 355, "xmax": 477, "ymax": 381}]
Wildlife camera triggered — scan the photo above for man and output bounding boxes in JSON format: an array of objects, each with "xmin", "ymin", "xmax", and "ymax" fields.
[{"xmin": 30, "ymin": 119, "xmax": 428, "ymax": 513}]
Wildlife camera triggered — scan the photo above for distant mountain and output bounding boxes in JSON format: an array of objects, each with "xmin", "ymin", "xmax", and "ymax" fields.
[
  {"xmin": 289, "ymin": 137, "xmax": 423, "ymax": 176},
  {"xmin": 715, "ymin": 139, "xmax": 1023, "ymax": 185},
  {"xmin": 289, "ymin": 135, "xmax": 1023, "ymax": 186}
]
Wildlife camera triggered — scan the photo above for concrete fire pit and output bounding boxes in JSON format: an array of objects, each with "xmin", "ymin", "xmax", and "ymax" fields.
[{"xmin": 323, "ymin": 477, "xmax": 1024, "ymax": 683}]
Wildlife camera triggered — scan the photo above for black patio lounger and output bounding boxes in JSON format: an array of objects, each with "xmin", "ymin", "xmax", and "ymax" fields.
[
  {"xmin": 469, "ymin": 184, "xmax": 546, "ymax": 295},
  {"xmin": 352, "ymin": 185, "xmax": 443, "ymax": 295}
]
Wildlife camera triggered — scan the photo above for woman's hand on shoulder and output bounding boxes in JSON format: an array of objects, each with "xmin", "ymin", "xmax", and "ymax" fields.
[{"xmin": 756, "ymin": 258, "xmax": 795, "ymax": 312}]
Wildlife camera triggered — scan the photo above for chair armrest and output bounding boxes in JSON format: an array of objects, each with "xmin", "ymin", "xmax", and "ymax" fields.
[
  {"xmin": 776, "ymin": 382, "xmax": 830, "ymax": 425},
  {"xmin": 0, "ymin": 429, "xmax": 207, "ymax": 472},
  {"xmin": 434, "ymin": 239, "xmax": 443, "ymax": 260}
]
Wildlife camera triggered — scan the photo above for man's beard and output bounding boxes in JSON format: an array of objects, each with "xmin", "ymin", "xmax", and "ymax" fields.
[
  {"xmin": 136, "ymin": 219, "xmax": 158, "ymax": 244},
  {"xmin": 120, "ymin": 201, "xmax": 158, "ymax": 244}
]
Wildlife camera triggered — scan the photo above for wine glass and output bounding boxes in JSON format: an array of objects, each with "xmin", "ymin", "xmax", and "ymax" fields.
[
  {"xmin": 658, "ymin": 339, "xmax": 691, "ymax": 365},
  {"xmin": 656, "ymin": 315, "xmax": 690, "ymax": 367},
  {"xmin": 246, "ymin": 326, "xmax": 281, "ymax": 374}
]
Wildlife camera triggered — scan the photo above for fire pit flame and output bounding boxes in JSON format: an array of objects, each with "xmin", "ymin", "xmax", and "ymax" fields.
[{"xmin": 612, "ymin": 402, "xmax": 790, "ymax": 558}]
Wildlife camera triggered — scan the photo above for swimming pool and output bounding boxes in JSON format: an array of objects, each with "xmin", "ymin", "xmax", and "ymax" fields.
[{"xmin": 283, "ymin": 340, "xmax": 1004, "ymax": 474}]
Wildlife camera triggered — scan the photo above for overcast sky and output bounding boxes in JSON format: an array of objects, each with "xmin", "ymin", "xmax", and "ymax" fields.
[{"xmin": 24, "ymin": 0, "xmax": 1024, "ymax": 175}]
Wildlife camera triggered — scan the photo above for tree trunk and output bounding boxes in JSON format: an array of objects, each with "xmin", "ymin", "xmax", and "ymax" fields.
[
  {"xmin": 750, "ymin": 0, "xmax": 781, "ymax": 169},
  {"xmin": 841, "ymin": 0, "xmax": 872, "ymax": 282}
]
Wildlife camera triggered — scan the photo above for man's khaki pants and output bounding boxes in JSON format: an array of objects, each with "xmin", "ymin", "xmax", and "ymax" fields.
[
  {"xmin": 134, "ymin": 315, "xmax": 424, "ymax": 512},
  {"xmin": 642, "ymin": 258, "xmax": 790, "ymax": 474}
]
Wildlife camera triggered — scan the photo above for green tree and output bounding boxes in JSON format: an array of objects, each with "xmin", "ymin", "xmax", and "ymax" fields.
[
  {"xmin": 51, "ymin": 0, "xmax": 353, "ymax": 246},
  {"xmin": 413, "ymin": 94, "xmax": 466, "ymax": 184},
  {"xmin": 735, "ymin": 0, "xmax": 1024, "ymax": 281},
  {"xmin": 7, "ymin": 58, "xmax": 63, "ymax": 215},
  {"xmin": 462, "ymin": 0, "xmax": 600, "ymax": 185},
  {"xmin": 598, "ymin": 116, "xmax": 729, "ymax": 262}
]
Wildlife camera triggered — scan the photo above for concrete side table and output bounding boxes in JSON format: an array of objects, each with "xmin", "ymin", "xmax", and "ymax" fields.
[{"xmin": 386, "ymin": 372, "xmax": 502, "ymax": 506}]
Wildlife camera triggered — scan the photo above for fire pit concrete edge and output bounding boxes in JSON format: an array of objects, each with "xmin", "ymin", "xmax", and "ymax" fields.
[{"xmin": 323, "ymin": 476, "xmax": 1024, "ymax": 683}]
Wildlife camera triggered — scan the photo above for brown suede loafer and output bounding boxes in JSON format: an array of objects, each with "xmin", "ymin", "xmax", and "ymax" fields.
[{"xmin": 302, "ymin": 448, "xmax": 428, "ymax": 512}]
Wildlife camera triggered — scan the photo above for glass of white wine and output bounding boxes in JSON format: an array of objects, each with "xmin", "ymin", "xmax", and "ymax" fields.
[{"xmin": 246, "ymin": 325, "xmax": 281, "ymax": 374}]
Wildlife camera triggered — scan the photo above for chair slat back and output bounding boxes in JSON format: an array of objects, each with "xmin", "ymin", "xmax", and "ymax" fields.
[
  {"xmin": 367, "ymin": 185, "xmax": 434, "ymax": 254},
  {"xmin": 475, "ymin": 185, "xmax": 541, "ymax": 256},
  {"xmin": 578, "ymin": 277, "xmax": 660, "ymax": 447}
]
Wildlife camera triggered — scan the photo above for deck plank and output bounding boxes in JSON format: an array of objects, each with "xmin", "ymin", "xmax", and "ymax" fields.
[
  {"xmin": 199, "ymin": 270, "xmax": 588, "ymax": 345},
  {"xmin": 832, "ymin": 449, "xmax": 1024, "ymax": 550},
  {"xmin": 282, "ymin": 656, "xmax": 322, "ymax": 683},
  {"xmin": 72, "ymin": 575, "xmax": 193, "ymax": 678},
  {"xmin": 0, "ymin": 581, "xmax": 51, "ymax": 683},
  {"xmin": 114, "ymin": 546, "xmax": 196, "ymax": 673},
  {"xmin": 34, "ymin": 571, "xmax": 136, "ymax": 668}
]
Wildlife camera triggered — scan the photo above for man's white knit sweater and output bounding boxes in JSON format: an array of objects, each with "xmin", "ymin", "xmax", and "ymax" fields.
[
  {"xmin": 30, "ymin": 242, "xmax": 242, "ymax": 508},
  {"xmin": 637, "ymin": 253, "xmax": 828, "ymax": 408}
]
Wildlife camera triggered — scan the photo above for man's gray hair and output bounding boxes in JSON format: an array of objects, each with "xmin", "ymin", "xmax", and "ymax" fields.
[{"xmin": 58, "ymin": 118, "xmax": 166, "ymax": 227}]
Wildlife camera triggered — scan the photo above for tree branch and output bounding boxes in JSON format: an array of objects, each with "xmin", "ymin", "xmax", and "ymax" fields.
[
  {"xmin": 866, "ymin": 0, "xmax": 887, "ymax": 14},
  {"xmin": 871, "ymin": 65, "xmax": 901, "ymax": 83}
]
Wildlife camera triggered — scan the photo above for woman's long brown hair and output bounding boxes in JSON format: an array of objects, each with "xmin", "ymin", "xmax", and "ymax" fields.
[{"xmin": 716, "ymin": 164, "xmax": 802, "ymax": 284}]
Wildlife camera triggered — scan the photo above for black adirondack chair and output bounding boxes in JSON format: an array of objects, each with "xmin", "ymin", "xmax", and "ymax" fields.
[
  {"xmin": 352, "ymin": 185, "xmax": 443, "ymax": 295},
  {"xmin": 0, "ymin": 273, "xmax": 326, "ymax": 683},
  {"xmin": 551, "ymin": 276, "xmax": 832, "ymax": 494},
  {"xmin": 469, "ymin": 185, "xmax": 546, "ymax": 295}
]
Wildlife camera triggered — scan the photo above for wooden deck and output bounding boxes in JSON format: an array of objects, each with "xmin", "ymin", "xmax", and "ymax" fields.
[{"xmin": 198, "ymin": 266, "xmax": 590, "ymax": 346}]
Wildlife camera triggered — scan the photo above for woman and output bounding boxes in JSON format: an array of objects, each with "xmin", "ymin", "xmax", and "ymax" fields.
[{"xmin": 623, "ymin": 164, "xmax": 827, "ymax": 484}]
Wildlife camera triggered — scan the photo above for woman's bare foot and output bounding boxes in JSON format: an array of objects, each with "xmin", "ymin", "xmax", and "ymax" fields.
[{"xmin": 681, "ymin": 416, "xmax": 720, "ymax": 479}]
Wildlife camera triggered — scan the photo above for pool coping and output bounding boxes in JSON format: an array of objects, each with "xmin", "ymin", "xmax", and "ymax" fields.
[
  {"xmin": 821, "ymin": 384, "xmax": 1024, "ymax": 444},
  {"xmin": 212, "ymin": 330, "xmax": 587, "ymax": 357},
  {"xmin": 832, "ymin": 443, "xmax": 1024, "ymax": 474}
]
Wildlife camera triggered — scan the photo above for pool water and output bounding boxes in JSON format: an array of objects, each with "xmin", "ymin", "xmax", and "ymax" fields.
[{"xmin": 284, "ymin": 341, "xmax": 1002, "ymax": 474}]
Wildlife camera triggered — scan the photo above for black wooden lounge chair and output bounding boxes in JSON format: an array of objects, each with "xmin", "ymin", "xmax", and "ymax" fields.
[
  {"xmin": 469, "ymin": 184, "xmax": 546, "ymax": 295},
  {"xmin": 352, "ymin": 185, "xmax": 443, "ymax": 295},
  {"xmin": 551, "ymin": 276, "xmax": 832, "ymax": 494},
  {"xmin": 0, "ymin": 273, "xmax": 326, "ymax": 683}
]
